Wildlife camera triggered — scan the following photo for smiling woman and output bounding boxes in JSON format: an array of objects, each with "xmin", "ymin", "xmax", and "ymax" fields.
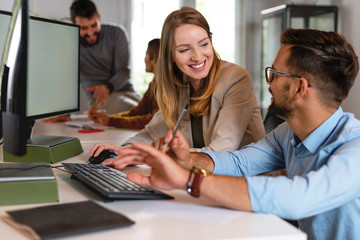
[
  {"xmin": 90, "ymin": 7, "xmax": 265, "ymax": 167},
  {"xmin": 172, "ymin": 24, "xmax": 214, "ymax": 92}
]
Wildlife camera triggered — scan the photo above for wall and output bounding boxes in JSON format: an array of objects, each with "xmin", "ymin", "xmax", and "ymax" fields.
[
  {"xmin": 243, "ymin": 0, "xmax": 285, "ymax": 105},
  {"xmin": 338, "ymin": 0, "xmax": 360, "ymax": 118},
  {"xmin": 243, "ymin": 0, "xmax": 360, "ymax": 118},
  {"xmin": 0, "ymin": 0, "xmax": 131, "ymax": 33},
  {"xmin": 1, "ymin": 0, "xmax": 360, "ymax": 117}
]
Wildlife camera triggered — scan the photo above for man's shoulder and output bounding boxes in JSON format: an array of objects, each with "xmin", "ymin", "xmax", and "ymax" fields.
[
  {"xmin": 337, "ymin": 112, "xmax": 360, "ymax": 138},
  {"xmin": 269, "ymin": 121, "xmax": 292, "ymax": 137},
  {"xmin": 102, "ymin": 23, "xmax": 125, "ymax": 30},
  {"xmin": 101, "ymin": 23, "xmax": 128, "ymax": 36},
  {"xmin": 100, "ymin": 23, "xmax": 129, "ymax": 45},
  {"xmin": 311, "ymin": 110, "xmax": 360, "ymax": 149}
]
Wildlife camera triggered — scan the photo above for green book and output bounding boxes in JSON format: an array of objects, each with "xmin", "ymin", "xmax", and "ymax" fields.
[{"xmin": 0, "ymin": 162, "xmax": 58, "ymax": 206}]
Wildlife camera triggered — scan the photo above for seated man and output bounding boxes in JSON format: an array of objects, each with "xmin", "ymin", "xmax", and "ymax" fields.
[{"xmin": 103, "ymin": 29, "xmax": 360, "ymax": 240}]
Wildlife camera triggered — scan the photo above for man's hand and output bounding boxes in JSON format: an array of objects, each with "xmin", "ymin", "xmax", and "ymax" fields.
[
  {"xmin": 152, "ymin": 129, "xmax": 192, "ymax": 169},
  {"xmin": 125, "ymin": 142, "xmax": 190, "ymax": 191},
  {"xmin": 153, "ymin": 129, "xmax": 215, "ymax": 171},
  {"xmin": 86, "ymin": 84, "xmax": 110, "ymax": 106}
]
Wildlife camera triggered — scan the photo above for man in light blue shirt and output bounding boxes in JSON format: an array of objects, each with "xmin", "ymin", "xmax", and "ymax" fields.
[
  {"xmin": 205, "ymin": 106, "xmax": 360, "ymax": 240},
  {"xmin": 105, "ymin": 28, "xmax": 360, "ymax": 240}
]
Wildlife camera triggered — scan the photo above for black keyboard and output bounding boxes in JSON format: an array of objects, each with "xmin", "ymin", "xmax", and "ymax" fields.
[{"xmin": 63, "ymin": 163, "xmax": 173, "ymax": 200}]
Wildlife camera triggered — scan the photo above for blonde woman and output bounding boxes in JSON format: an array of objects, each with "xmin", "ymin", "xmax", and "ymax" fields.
[{"xmin": 90, "ymin": 7, "xmax": 265, "ymax": 168}]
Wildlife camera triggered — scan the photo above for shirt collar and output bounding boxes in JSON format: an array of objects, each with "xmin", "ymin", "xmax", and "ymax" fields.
[{"xmin": 294, "ymin": 107, "xmax": 344, "ymax": 153}]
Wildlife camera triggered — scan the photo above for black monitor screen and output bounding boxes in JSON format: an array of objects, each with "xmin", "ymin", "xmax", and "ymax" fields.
[{"xmin": 0, "ymin": 10, "xmax": 79, "ymax": 120}]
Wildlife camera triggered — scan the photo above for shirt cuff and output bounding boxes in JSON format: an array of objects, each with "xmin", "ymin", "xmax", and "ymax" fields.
[
  {"xmin": 201, "ymin": 149, "xmax": 234, "ymax": 175},
  {"xmin": 106, "ymin": 83, "xmax": 114, "ymax": 93}
]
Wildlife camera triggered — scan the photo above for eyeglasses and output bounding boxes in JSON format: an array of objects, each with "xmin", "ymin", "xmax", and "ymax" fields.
[{"xmin": 265, "ymin": 67, "xmax": 302, "ymax": 83}]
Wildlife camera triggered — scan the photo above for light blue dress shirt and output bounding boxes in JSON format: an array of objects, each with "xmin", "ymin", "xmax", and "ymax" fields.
[{"xmin": 203, "ymin": 107, "xmax": 360, "ymax": 240}]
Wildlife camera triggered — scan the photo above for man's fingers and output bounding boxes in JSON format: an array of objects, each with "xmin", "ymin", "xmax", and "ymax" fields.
[
  {"xmin": 127, "ymin": 173, "xmax": 151, "ymax": 186},
  {"xmin": 131, "ymin": 142, "xmax": 163, "ymax": 159}
]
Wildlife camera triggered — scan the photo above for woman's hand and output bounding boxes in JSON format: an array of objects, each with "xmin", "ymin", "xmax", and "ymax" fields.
[
  {"xmin": 41, "ymin": 114, "xmax": 71, "ymax": 123},
  {"xmin": 89, "ymin": 143, "xmax": 147, "ymax": 169},
  {"xmin": 152, "ymin": 129, "xmax": 192, "ymax": 169},
  {"xmin": 88, "ymin": 108, "xmax": 110, "ymax": 125},
  {"xmin": 89, "ymin": 144, "xmax": 121, "ymax": 158}
]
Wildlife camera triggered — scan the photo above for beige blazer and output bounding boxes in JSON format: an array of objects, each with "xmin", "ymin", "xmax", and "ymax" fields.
[{"xmin": 122, "ymin": 61, "xmax": 265, "ymax": 151}]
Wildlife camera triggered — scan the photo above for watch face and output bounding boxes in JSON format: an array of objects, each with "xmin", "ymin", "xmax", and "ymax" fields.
[{"xmin": 192, "ymin": 166, "xmax": 211, "ymax": 176}]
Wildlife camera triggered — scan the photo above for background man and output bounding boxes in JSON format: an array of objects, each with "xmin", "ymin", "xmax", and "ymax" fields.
[
  {"xmin": 70, "ymin": 0, "xmax": 140, "ymax": 114},
  {"xmin": 106, "ymin": 29, "xmax": 360, "ymax": 240}
]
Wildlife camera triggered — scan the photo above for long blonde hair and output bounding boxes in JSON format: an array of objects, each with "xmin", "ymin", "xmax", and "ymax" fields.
[{"xmin": 155, "ymin": 6, "xmax": 222, "ymax": 127}]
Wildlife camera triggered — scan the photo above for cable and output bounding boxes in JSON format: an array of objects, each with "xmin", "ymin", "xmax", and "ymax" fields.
[
  {"xmin": 0, "ymin": 163, "xmax": 72, "ymax": 174},
  {"xmin": 51, "ymin": 165, "xmax": 72, "ymax": 173},
  {"xmin": 0, "ymin": 164, "xmax": 50, "ymax": 171}
]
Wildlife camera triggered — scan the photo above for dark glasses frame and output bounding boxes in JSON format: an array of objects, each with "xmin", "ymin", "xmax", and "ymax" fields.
[{"xmin": 265, "ymin": 67, "xmax": 302, "ymax": 83}]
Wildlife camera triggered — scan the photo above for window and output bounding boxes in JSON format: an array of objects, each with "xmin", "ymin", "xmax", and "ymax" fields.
[
  {"xmin": 130, "ymin": 0, "xmax": 240, "ymax": 94},
  {"xmin": 196, "ymin": 0, "xmax": 236, "ymax": 64},
  {"xmin": 131, "ymin": 0, "xmax": 180, "ymax": 94}
]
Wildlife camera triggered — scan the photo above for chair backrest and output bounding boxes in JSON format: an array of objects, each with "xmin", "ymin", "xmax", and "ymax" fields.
[{"xmin": 263, "ymin": 111, "xmax": 285, "ymax": 134}]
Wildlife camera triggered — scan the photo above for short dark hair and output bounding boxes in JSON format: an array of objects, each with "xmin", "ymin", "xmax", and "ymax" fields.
[
  {"xmin": 70, "ymin": 0, "xmax": 98, "ymax": 23},
  {"xmin": 281, "ymin": 28, "xmax": 359, "ymax": 106}
]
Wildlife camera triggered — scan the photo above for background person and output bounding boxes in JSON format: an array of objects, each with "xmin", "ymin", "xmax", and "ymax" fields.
[
  {"xmin": 88, "ymin": 38, "xmax": 160, "ymax": 129},
  {"xmin": 70, "ymin": 0, "xmax": 140, "ymax": 114},
  {"xmin": 90, "ymin": 7, "xmax": 265, "ymax": 164}
]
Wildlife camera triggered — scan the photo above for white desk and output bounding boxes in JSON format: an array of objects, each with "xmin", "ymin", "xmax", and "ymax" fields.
[{"xmin": 0, "ymin": 121, "xmax": 306, "ymax": 240}]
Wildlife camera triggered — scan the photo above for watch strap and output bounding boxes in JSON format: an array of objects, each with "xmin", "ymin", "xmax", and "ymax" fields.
[{"xmin": 187, "ymin": 167, "xmax": 211, "ymax": 198}]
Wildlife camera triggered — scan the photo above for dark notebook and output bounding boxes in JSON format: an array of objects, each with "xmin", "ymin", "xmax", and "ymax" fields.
[{"xmin": 4, "ymin": 201, "xmax": 134, "ymax": 239}]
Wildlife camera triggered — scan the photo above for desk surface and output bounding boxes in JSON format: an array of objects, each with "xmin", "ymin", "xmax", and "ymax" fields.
[{"xmin": 0, "ymin": 121, "xmax": 306, "ymax": 240}]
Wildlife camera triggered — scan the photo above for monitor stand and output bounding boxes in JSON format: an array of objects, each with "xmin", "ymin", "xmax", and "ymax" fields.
[{"xmin": 3, "ymin": 121, "xmax": 83, "ymax": 163}]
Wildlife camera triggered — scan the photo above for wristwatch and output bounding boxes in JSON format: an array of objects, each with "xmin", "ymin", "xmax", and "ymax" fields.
[{"xmin": 187, "ymin": 166, "xmax": 211, "ymax": 198}]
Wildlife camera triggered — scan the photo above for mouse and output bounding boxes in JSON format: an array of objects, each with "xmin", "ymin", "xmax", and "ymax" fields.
[{"xmin": 88, "ymin": 150, "xmax": 117, "ymax": 164}]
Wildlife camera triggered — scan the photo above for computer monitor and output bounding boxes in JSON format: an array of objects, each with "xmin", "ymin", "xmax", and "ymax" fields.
[
  {"xmin": 0, "ymin": 0, "xmax": 29, "ymax": 156},
  {"xmin": 0, "ymin": 10, "xmax": 80, "ymax": 119},
  {"xmin": 0, "ymin": 1, "xmax": 81, "ymax": 158}
]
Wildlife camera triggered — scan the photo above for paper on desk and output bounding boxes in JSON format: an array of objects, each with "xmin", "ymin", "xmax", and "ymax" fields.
[
  {"xmin": 65, "ymin": 120, "xmax": 105, "ymax": 130},
  {"xmin": 142, "ymin": 202, "xmax": 242, "ymax": 225}
]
